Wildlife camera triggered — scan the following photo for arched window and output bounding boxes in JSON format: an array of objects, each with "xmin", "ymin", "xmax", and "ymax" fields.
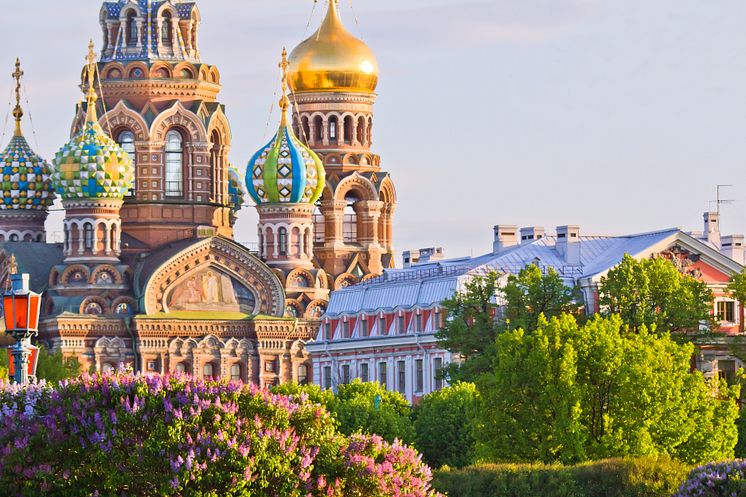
[
  {"xmin": 118, "ymin": 131, "xmax": 136, "ymax": 196},
  {"xmin": 162, "ymin": 11, "xmax": 172, "ymax": 45},
  {"xmin": 298, "ymin": 364, "xmax": 308, "ymax": 385},
  {"xmin": 84, "ymin": 224, "xmax": 94, "ymax": 250},
  {"xmin": 314, "ymin": 116, "xmax": 323, "ymax": 142},
  {"xmin": 329, "ymin": 116, "xmax": 338, "ymax": 144},
  {"xmin": 9, "ymin": 234, "xmax": 18, "ymax": 242},
  {"xmin": 203, "ymin": 363, "xmax": 214, "ymax": 379},
  {"xmin": 230, "ymin": 364, "xmax": 241, "ymax": 382},
  {"xmin": 343, "ymin": 116, "xmax": 353, "ymax": 145},
  {"xmin": 278, "ymin": 228, "xmax": 288, "ymax": 256},
  {"xmin": 367, "ymin": 117, "xmax": 373, "ymax": 144},
  {"xmin": 165, "ymin": 130, "xmax": 184, "ymax": 197},
  {"xmin": 102, "ymin": 363, "xmax": 115, "ymax": 374},
  {"xmin": 357, "ymin": 116, "xmax": 366, "ymax": 144},
  {"xmin": 301, "ymin": 117, "xmax": 311, "ymax": 143},
  {"xmin": 343, "ymin": 194, "xmax": 358, "ymax": 244},
  {"xmin": 126, "ymin": 12, "xmax": 138, "ymax": 47}
]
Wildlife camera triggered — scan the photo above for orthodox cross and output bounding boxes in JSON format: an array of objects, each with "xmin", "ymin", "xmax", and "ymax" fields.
[{"xmin": 11, "ymin": 59, "xmax": 23, "ymax": 134}]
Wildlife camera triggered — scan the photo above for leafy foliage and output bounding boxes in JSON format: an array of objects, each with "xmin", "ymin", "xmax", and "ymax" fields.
[
  {"xmin": 436, "ymin": 273, "xmax": 500, "ymax": 383},
  {"xmin": 598, "ymin": 254, "xmax": 714, "ymax": 333},
  {"xmin": 728, "ymin": 268, "xmax": 746, "ymax": 306},
  {"xmin": 433, "ymin": 457, "xmax": 691, "ymax": 497},
  {"xmin": 476, "ymin": 314, "xmax": 739, "ymax": 465},
  {"xmin": 503, "ymin": 264, "xmax": 583, "ymax": 331},
  {"xmin": 0, "ymin": 345, "xmax": 81, "ymax": 384},
  {"xmin": 413, "ymin": 382, "xmax": 478, "ymax": 469},
  {"xmin": 0, "ymin": 372, "xmax": 441, "ymax": 497}
]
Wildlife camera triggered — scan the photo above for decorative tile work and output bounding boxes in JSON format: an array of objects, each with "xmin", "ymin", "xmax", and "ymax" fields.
[
  {"xmin": 0, "ymin": 135, "xmax": 54, "ymax": 210},
  {"xmin": 52, "ymin": 121, "xmax": 134, "ymax": 200},
  {"xmin": 246, "ymin": 126, "xmax": 325, "ymax": 205}
]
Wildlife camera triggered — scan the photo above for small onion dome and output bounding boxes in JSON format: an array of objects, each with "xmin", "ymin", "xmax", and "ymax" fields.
[
  {"xmin": 246, "ymin": 49, "xmax": 325, "ymax": 205},
  {"xmin": 228, "ymin": 165, "xmax": 246, "ymax": 212},
  {"xmin": 52, "ymin": 42, "xmax": 133, "ymax": 200},
  {"xmin": 289, "ymin": 0, "xmax": 378, "ymax": 94},
  {"xmin": 1, "ymin": 58, "xmax": 54, "ymax": 210}
]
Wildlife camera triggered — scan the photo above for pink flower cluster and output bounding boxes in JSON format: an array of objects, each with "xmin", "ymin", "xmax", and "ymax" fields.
[{"xmin": 0, "ymin": 372, "xmax": 441, "ymax": 497}]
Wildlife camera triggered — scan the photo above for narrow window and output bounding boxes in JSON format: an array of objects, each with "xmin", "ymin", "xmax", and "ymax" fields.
[
  {"xmin": 203, "ymin": 363, "xmax": 214, "ymax": 379},
  {"xmin": 230, "ymin": 364, "xmax": 241, "ymax": 381},
  {"xmin": 416, "ymin": 314, "xmax": 423, "ymax": 333},
  {"xmin": 378, "ymin": 362, "xmax": 388, "ymax": 389},
  {"xmin": 84, "ymin": 224, "xmax": 94, "ymax": 250},
  {"xmin": 162, "ymin": 11, "xmax": 172, "ymax": 45},
  {"xmin": 398, "ymin": 315, "xmax": 406, "ymax": 335},
  {"xmin": 397, "ymin": 361, "xmax": 406, "ymax": 395},
  {"xmin": 278, "ymin": 228, "xmax": 288, "ymax": 256},
  {"xmin": 341, "ymin": 364, "xmax": 351, "ymax": 385},
  {"xmin": 378, "ymin": 316, "xmax": 387, "ymax": 335},
  {"xmin": 118, "ymin": 131, "xmax": 136, "ymax": 196},
  {"xmin": 415, "ymin": 359, "xmax": 424, "ymax": 393},
  {"xmin": 342, "ymin": 320, "xmax": 350, "ymax": 339},
  {"xmin": 127, "ymin": 12, "xmax": 138, "ymax": 46},
  {"xmin": 324, "ymin": 322, "xmax": 332, "ymax": 341},
  {"xmin": 360, "ymin": 363, "xmax": 369, "ymax": 382},
  {"xmin": 298, "ymin": 364, "xmax": 308, "ymax": 385},
  {"xmin": 323, "ymin": 366, "xmax": 332, "ymax": 390},
  {"xmin": 165, "ymin": 130, "xmax": 184, "ymax": 197},
  {"xmin": 360, "ymin": 318, "xmax": 369, "ymax": 337},
  {"xmin": 329, "ymin": 117, "xmax": 338, "ymax": 142},
  {"xmin": 434, "ymin": 358, "xmax": 444, "ymax": 390}
]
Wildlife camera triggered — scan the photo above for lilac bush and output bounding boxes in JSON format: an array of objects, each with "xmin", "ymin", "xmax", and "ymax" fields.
[
  {"xmin": 673, "ymin": 460, "xmax": 746, "ymax": 497},
  {"xmin": 0, "ymin": 372, "xmax": 442, "ymax": 497}
]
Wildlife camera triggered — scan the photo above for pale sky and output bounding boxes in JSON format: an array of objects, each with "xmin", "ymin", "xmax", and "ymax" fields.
[{"xmin": 2, "ymin": 0, "xmax": 745, "ymax": 261}]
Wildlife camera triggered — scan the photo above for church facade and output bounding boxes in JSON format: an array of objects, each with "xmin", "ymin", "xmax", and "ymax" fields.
[{"xmin": 0, "ymin": 0, "xmax": 395, "ymax": 385}]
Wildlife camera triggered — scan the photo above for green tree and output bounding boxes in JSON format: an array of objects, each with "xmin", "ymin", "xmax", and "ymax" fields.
[
  {"xmin": 0, "ymin": 345, "xmax": 81, "ymax": 383},
  {"xmin": 598, "ymin": 254, "xmax": 714, "ymax": 333},
  {"xmin": 331, "ymin": 380, "xmax": 415, "ymax": 444},
  {"xmin": 413, "ymin": 382, "xmax": 478, "ymax": 469},
  {"xmin": 503, "ymin": 264, "xmax": 583, "ymax": 331},
  {"xmin": 436, "ymin": 273, "xmax": 500, "ymax": 383},
  {"xmin": 477, "ymin": 314, "xmax": 739, "ymax": 465},
  {"xmin": 271, "ymin": 382, "xmax": 336, "ymax": 408},
  {"xmin": 728, "ymin": 268, "xmax": 746, "ymax": 305}
]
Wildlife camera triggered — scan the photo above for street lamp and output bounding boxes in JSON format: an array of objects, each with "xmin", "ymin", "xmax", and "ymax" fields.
[{"xmin": 3, "ymin": 267, "xmax": 41, "ymax": 385}]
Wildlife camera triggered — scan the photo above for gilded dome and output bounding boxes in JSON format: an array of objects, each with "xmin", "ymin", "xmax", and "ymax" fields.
[
  {"xmin": 289, "ymin": 0, "xmax": 378, "ymax": 94},
  {"xmin": 247, "ymin": 50, "xmax": 326, "ymax": 205},
  {"xmin": 52, "ymin": 42, "xmax": 134, "ymax": 201}
]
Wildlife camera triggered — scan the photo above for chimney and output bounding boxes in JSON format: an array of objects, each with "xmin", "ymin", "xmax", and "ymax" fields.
[
  {"xmin": 520, "ymin": 226, "xmax": 545, "ymax": 244},
  {"xmin": 721, "ymin": 235, "xmax": 745, "ymax": 264},
  {"xmin": 556, "ymin": 225, "xmax": 581, "ymax": 265},
  {"xmin": 704, "ymin": 211, "xmax": 721, "ymax": 248},
  {"xmin": 493, "ymin": 225, "xmax": 518, "ymax": 253},
  {"xmin": 403, "ymin": 247, "xmax": 445, "ymax": 268}
]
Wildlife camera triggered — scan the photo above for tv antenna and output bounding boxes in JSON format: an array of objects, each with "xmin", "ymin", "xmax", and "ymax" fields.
[{"xmin": 711, "ymin": 184, "xmax": 735, "ymax": 215}]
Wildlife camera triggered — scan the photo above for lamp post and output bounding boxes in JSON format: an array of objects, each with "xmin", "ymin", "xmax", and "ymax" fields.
[{"xmin": 3, "ymin": 270, "xmax": 41, "ymax": 385}]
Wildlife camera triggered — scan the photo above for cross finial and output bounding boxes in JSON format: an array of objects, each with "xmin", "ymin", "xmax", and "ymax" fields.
[
  {"xmin": 84, "ymin": 39, "xmax": 99, "ymax": 123},
  {"xmin": 11, "ymin": 59, "xmax": 24, "ymax": 136},
  {"xmin": 279, "ymin": 47, "xmax": 291, "ymax": 125}
]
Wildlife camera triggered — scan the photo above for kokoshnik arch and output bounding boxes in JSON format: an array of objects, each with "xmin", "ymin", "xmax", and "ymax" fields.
[{"xmin": 0, "ymin": 0, "xmax": 397, "ymax": 384}]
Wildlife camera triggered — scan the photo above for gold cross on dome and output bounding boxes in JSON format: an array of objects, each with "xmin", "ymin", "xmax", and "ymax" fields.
[
  {"xmin": 11, "ymin": 59, "xmax": 24, "ymax": 135},
  {"xmin": 278, "ymin": 48, "xmax": 291, "ymax": 124}
]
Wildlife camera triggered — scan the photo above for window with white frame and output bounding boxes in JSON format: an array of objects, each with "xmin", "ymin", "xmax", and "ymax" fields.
[
  {"xmin": 323, "ymin": 366, "xmax": 332, "ymax": 390},
  {"xmin": 415, "ymin": 359, "xmax": 424, "ymax": 393},
  {"xmin": 717, "ymin": 300, "xmax": 736, "ymax": 323},
  {"xmin": 434, "ymin": 357, "xmax": 444, "ymax": 391},
  {"xmin": 397, "ymin": 360, "xmax": 406, "ymax": 395}
]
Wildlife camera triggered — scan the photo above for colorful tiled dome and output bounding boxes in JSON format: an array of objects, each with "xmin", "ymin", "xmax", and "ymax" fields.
[
  {"xmin": 0, "ymin": 133, "xmax": 55, "ymax": 210},
  {"xmin": 52, "ymin": 43, "xmax": 133, "ymax": 201},
  {"xmin": 228, "ymin": 164, "xmax": 246, "ymax": 212},
  {"xmin": 246, "ymin": 50, "xmax": 325, "ymax": 206}
]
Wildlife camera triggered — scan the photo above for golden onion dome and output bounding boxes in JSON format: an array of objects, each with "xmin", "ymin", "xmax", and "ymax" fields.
[{"xmin": 289, "ymin": 0, "xmax": 378, "ymax": 94}]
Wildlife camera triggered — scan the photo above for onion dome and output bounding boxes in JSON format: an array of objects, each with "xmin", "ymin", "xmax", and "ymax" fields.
[
  {"xmin": 247, "ymin": 49, "xmax": 325, "ymax": 205},
  {"xmin": 289, "ymin": 0, "xmax": 378, "ymax": 94},
  {"xmin": 52, "ymin": 41, "xmax": 133, "ymax": 200},
  {"xmin": 228, "ymin": 165, "xmax": 245, "ymax": 212},
  {"xmin": 0, "ymin": 59, "xmax": 54, "ymax": 210}
]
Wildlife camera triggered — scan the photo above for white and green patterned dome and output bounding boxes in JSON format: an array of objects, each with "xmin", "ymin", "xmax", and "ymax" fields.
[
  {"xmin": 228, "ymin": 164, "xmax": 246, "ymax": 212},
  {"xmin": 52, "ymin": 43, "xmax": 133, "ymax": 201}
]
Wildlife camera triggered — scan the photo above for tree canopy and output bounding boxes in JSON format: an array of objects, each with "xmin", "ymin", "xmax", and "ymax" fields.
[
  {"xmin": 598, "ymin": 254, "xmax": 714, "ymax": 333},
  {"xmin": 476, "ymin": 314, "xmax": 738, "ymax": 465}
]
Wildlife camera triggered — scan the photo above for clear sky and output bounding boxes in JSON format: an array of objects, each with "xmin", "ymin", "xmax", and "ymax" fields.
[{"xmin": 2, "ymin": 0, "xmax": 745, "ymax": 260}]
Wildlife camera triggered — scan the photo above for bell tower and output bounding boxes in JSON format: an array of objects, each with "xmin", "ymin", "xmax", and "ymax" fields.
[{"xmin": 288, "ymin": 0, "xmax": 396, "ymax": 288}]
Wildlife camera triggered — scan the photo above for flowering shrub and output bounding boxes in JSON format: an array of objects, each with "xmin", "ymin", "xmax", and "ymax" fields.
[
  {"xmin": 0, "ymin": 372, "xmax": 441, "ymax": 497},
  {"xmin": 673, "ymin": 460, "xmax": 746, "ymax": 497}
]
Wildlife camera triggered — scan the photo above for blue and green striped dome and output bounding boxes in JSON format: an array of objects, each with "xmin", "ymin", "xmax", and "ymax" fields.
[
  {"xmin": 0, "ymin": 133, "xmax": 55, "ymax": 210},
  {"xmin": 246, "ymin": 123, "xmax": 325, "ymax": 205}
]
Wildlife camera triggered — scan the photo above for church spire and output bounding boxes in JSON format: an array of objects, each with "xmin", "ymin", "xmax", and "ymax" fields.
[
  {"xmin": 84, "ymin": 40, "xmax": 99, "ymax": 123},
  {"xmin": 279, "ymin": 47, "xmax": 291, "ymax": 126},
  {"xmin": 11, "ymin": 59, "xmax": 23, "ymax": 137}
]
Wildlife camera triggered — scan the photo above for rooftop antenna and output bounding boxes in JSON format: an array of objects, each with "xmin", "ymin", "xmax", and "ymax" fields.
[{"xmin": 715, "ymin": 184, "xmax": 735, "ymax": 215}]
